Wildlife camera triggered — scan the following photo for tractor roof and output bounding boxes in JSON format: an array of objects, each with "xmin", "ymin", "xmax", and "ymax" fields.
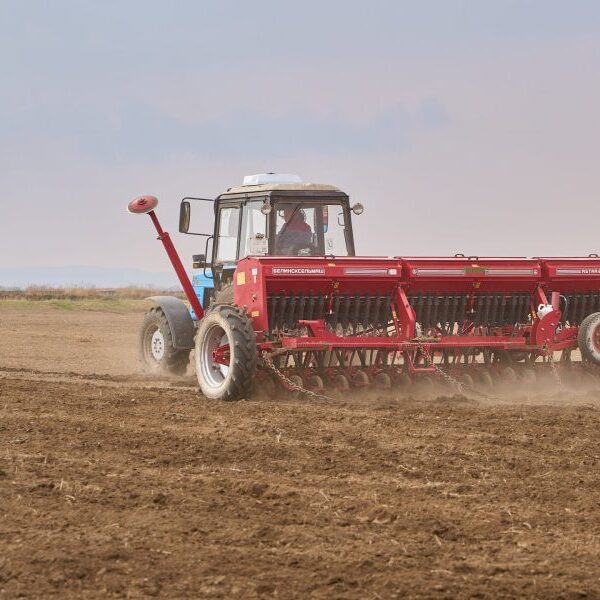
[
  {"xmin": 219, "ymin": 183, "xmax": 348, "ymax": 199},
  {"xmin": 223, "ymin": 182, "xmax": 343, "ymax": 196}
]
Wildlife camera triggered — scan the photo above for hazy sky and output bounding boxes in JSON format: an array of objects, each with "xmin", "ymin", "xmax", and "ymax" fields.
[{"xmin": 1, "ymin": 1, "xmax": 600, "ymax": 277}]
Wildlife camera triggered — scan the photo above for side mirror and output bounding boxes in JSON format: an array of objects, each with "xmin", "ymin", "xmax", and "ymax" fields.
[
  {"xmin": 351, "ymin": 203, "xmax": 364, "ymax": 215},
  {"xmin": 179, "ymin": 201, "xmax": 191, "ymax": 233}
]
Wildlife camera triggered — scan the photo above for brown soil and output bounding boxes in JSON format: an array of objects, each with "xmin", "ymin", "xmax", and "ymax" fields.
[{"xmin": 2, "ymin": 303, "xmax": 600, "ymax": 598}]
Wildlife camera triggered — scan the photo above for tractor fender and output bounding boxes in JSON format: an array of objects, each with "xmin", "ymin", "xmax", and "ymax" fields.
[{"xmin": 146, "ymin": 296, "xmax": 196, "ymax": 350}]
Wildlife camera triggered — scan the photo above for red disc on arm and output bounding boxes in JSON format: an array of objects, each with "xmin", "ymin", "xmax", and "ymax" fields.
[{"xmin": 128, "ymin": 195, "xmax": 159, "ymax": 214}]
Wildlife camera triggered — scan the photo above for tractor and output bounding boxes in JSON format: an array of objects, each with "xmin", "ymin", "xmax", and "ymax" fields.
[{"xmin": 128, "ymin": 173, "xmax": 600, "ymax": 400}]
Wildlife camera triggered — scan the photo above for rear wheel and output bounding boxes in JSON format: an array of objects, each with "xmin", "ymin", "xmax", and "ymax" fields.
[
  {"xmin": 195, "ymin": 305, "xmax": 257, "ymax": 400},
  {"xmin": 578, "ymin": 312, "xmax": 600, "ymax": 365},
  {"xmin": 139, "ymin": 307, "xmax": 190, "ymax": 375}
]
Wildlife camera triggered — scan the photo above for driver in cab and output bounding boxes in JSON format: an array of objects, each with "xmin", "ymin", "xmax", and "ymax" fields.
[{"xmin": 276, "ymin": 206, "xmax": 313, "ymax": 255}]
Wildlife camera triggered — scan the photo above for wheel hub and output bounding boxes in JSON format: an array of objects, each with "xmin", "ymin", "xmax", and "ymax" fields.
[
  {"xmin": 198, "ymin": 324, "xmax": 230, "ymax": 388},
  {"xmin": 150, "ymin": 329, "xmax": 165, "ymax": 361}
]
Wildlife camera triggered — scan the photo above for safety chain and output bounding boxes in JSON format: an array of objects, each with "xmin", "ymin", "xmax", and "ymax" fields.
[
  {"xmin": 416, "ymin": 343, "xmax": 498, "ymax": 400},
  {"xmin": 417, "ymin": 343, "xmax": 464, "ymax": 393},
  {"xmin": 260, "ymin": 351, "xmax": 334, "ymax": 402}
]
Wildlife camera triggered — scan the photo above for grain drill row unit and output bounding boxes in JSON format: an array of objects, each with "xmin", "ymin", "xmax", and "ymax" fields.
[{"xmin": 128, "ymin": 174, "xmax": 600, "ymax": 400}]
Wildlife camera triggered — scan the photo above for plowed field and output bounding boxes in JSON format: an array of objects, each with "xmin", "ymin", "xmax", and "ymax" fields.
[{"xmin": 2, "ymin": 302, "xmax": 600, "ymax": 598}]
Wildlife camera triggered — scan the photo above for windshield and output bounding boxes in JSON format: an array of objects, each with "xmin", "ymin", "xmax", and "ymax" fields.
[{"xmin": 274, "ymin": 201, "xmax": 350, "ymax": 256}]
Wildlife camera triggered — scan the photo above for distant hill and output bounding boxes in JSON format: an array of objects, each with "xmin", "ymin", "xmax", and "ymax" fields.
[{"xmin": 0, "ymin": 266, "xmax": 180, "ymax": 289}]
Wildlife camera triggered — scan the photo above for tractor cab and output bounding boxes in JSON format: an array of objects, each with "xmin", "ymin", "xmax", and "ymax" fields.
[{"xmin": 179, "ymin": 174, "xmax": 363, "ymax": 292}]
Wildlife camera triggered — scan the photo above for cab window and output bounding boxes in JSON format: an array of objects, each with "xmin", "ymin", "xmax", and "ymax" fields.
[
  {"xmin": 274, "ymin": 202, "xmax": 350, "ymax": 256},
  {"xmin": 215, "ymin": 206, "xmax": 240, "ymax": 263},
  {"xmin": 240, "ymin": 201, "xmax": 268, "ymax": 258}
]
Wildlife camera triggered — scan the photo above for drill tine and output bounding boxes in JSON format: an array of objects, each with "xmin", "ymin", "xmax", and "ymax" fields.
[
  {"xmin": 431, "ymin": 294, "xmax": 438, "ymax": 329},
  {"xmin": 298, "ymin": 294, "xmax": 305, "ymax": 324},
  {"xmin": 579, "ymin": 293, "xmax": 586, "ymax": 324},
  {"xmin": 513, "ymin": 294, "xmax": 520, "ymax": 324},
  {"xmin": 278, "ymin": 293, "xmax": 287, "ymax": 329},
  {"xmin": 421, "ymin": 294, "xmax": 429, "ymax": 329},
  {"xmin": 332, "ymin": 294, "xmax": 341, "ymax": 329},
  {"xmin": 432, "ymin": 293, "xmax": 440, "ymax": 329},
  {"xmin": 420, "ymin": 294, "xmax": 427, "ymax": 328},
  {"xmin": 491, "ymin": 294, "xmax": 499, "ymax": 327},
  {"xmin": 341, "ymin": 295, "xmax": 350, "ymax": 331},
  {"xmin": 493, "ymin": 294, "xmax": 501, "ymax": 327},
  {"xmin": 483, "ymin": 294, "xmax": 490, "ymax": 327},
  {"xmin": 575, "ymin": 293, "xmax": 584, "ymax": 325},
  {"xmin": 285, "ymin": 294, "xmax": 293, "ymax": 328},
  {"xmin": 362, "ymin": 294, "xmax": 371, "ymax": 328},
  {"xmin": 482, "ymin": 294, "xmax": 491, "ymax": 328},
  {"xmin": 499, "ymin": 294, "xmax": 507, "ymax": 327},
  {"xmin": 582, "ymin": 292, "xmax": 590, "ymax": 323},
  {"xmin": 571, "ymin": 294, "xmax": 579, "ymax": 325},
  {"xmin": 448, "ymin": 295, "xmax": 458, "ymax": 334},
  {"xmin": 429, "ymin": 293, "xmax": 436, "ymax": 329},
  {"xmin": 482, "ymin": 294, "xmax": 490, "ymax": 328},
  {"xmin": 352, "ymin": 294, "xmax": 361, "ymax": 333},
  {"xmin": 457, "ymin": 295, "xmax": 467, "ymax": 329},
  {"xmin": 508, "ymin": 294, "xmax": 517, "ymax": 325},
  {"xmin": 423, "ymin": 294, "xmax": 432, "ymax": 330},
  {"xmin": 473, "ymin": 295, "xmax": 482, "ymax": 328},
  {"xmin": 479, "ymin": 294, "xmax": 492, "ymax": 327},
  {"xmin": 306, "ymin": 292, "xmax": 314, "ymax": 321},
  {"xmin": 373, "ymin": 294, "xmax": 383, "ymax": 329},
  {"xmin": 515, "ymin": 294, "xmax": 523, "ymax": 324},
  {"xmin": 317, "ymin": 294, "xmax": 325, "ymax": 321},
  {"xmin": 383, "ymin": 294, "xmax": 392, "ymax": 330},
  {"xmin": 489, "ymin": 295, "xmax": 496, "ymax": 327},
  {"xmin": 576, "ymin": 293, "xmax": 583, "ymax": 324},
  {"xmin": 414, "ymin": 294, "xmax": 422, "ymax": 329},
  {"xmin": 269, "ymin": 295, "xmax": 278, "ymax": 331},
  {"xmin": 522, "ymin": 293, "xmax": 530, "ymax": 323},
  {"xmin": 439, "ymin": 294, "xmax": 449, "ymax": 333}
]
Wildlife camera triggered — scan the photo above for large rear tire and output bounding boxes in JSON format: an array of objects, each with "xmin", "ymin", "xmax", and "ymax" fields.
[
  {"xmin": 139, "ymin": 307, "xmax": 190, "ymax": 375},
  {"xmin": 195, "ymin": 305, "xmax": 257, "ymax": 400},
  {"xmin": 578, "ymin": 312, "xmax": 600, "ymax": 365}
]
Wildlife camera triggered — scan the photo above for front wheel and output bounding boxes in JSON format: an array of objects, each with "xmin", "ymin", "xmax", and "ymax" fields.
[
  {"xmin": 139, "ymin": 307, "xmax": 190, "ymax": 375},
  {"xmin": 195, "ymin": 305, "xmax": 257, "ymax": 400}
]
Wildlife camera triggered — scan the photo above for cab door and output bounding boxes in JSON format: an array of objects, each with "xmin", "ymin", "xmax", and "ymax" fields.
[{"xmin": 212, "ymin": 202, "xmax": 241, "ymax": 288}]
